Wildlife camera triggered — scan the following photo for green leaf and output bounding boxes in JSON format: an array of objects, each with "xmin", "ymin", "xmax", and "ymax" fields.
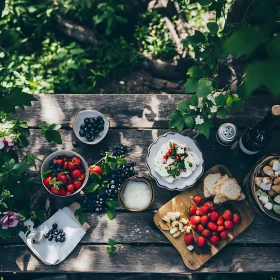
[
  {"xmin": 168, "ymin": 111, "xmax": 185, "ymax": 132},
  {"xmin": 106, "ymin": 246, "xmax": 112, "ymax": 253},
  {"xmin": 183, "ymin": 116, "xmax": 195, "ymax": 128},
  {"xmin": 184, "ymin": 78, "xmax": 199, "ymax": 93},
  {"xmin": 35, "ymin": 210, "xmax": 45, "ymax": 222},
  {"xmin": 106, "ymin": 199, "xmax": 118, "ymax": 208},
  {"xmin": 45, "ymin": 130, "xmax": 62, "ymax": 144},
  {"xmin": 177, "ymin": 101, "xmax": 190, "ymax": 113},
  {"xmin": 187, "ymin": 66, "xmax": 202, "ymax": 78},
  {"xmin": 12, "ymin": 162, "xmax": 29, "ymax": 175},
  {"xmin": 117, "ymin": 158, "xmax": 127, "ymax": 165},
  {"xmin": 85, "ymin": 182, "xmax": 100, "ymax": 193},
  {"xmin": 196, "ymin": 119, "xmax": 213, "ymax": 139},
  {"xmin": 197, "ymin": 0, "xmax": 212, "ymax": 6},
  {"xmin": 19, "ymin": 122, "xmax": 28, "ymax": 128},
  {"xmin": 108, "ymin": 238, "xmax": 116, "ymax": 246},
  {"xmin": 226, "ymin": 96, "xmax": 241, "ymax": 110},
  {"xmin": 185, "ymin": 31, "xmax": 206, "ymax": 46},
  {"xmin": 214, "ymin": 94, "xmax": 226, "ymax": 106},
  {"xmin": 224, "ymin": 26, "xmax": 269, "ymax": 57},
  {"xmin": 207, "ymin": 22, "xmax": 219, "ymax": 33},
  {"xmin": 189, "ymin": 95, "xmax": 198, "ymax": 106},
  {"xmin": 0, "ymin": 228, "xmax": 11, "ymax": 239},
  {"xmin": 196, "ymin": 79, "xmax": 213, "ymax": 97},
  {"xmin": 106, "ymin": 208, "xmax": 116, "ymax": 220},
  {"xmin": 89, "ymin": 172, "xmax": 101, "ymax": 182},
  {"xmin": 217, "ymin": 107, "xmax": 228, "ymax": 119},
  {"xmin": 47, "ymin": 123, "xmax": 61, "ymax": 130},
  {"xmin": 266, "ymin": 35, "xmax": 280, "ymax": 60}
]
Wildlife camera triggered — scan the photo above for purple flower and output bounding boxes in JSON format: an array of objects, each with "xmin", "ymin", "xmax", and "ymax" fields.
[{"xmin": 0, "ymin": 212, "xmax": 19, "ymax": 229}]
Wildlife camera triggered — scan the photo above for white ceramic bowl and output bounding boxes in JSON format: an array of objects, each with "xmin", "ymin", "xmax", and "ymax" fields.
[
  {"xmin": 73, "ymin": 110, "xmax": 110, "ymax": 145},
  {"xmin": 146, "ymin": 132, "xmax": 204, "ymax": 191},
  {"xmin": 41, "ymin": 150, "xmax": 89, "ymax": 197}
]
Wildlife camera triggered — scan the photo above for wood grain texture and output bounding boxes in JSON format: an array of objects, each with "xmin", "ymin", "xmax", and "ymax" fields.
[
  {"xmin": 15, "ymin": 94, "xmax": 280, "ymax": 128},
  {"xmin": 154, "ymin": 165, "xmax": 255, "ymax": 270},
  {"xmin": 1, "ymin": 244, "xmax": 280, "ymax": 273}
]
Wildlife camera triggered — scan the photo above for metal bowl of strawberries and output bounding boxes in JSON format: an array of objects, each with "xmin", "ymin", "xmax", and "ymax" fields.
[{"xmin": 41, "ymin": 150, "xmax": 89, "ymax": 197}]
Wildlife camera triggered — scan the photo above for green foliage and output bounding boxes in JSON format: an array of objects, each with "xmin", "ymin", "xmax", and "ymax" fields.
[
  {"xmin": 135, "ymin": 12, "xmax": 177, "ymax": 60},
  {"xmin": 74, "ymin": 207, "xmax": 87, "ymax": 225},
  {"xmin": 39, "ymin": 121, "xmax": 62, "ymax": 144},
  {"xmin": 170, "ymin": 0, "xmax": 280, "ymax": 138}
]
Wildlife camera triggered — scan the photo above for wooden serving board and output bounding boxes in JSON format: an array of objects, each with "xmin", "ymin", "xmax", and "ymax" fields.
[{"xmin": 153, "ymin": 165, "xmax": 256, "ymax": 271}]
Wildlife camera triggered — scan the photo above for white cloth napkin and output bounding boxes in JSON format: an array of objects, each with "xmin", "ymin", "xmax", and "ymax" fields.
[{"xmin": 19, "ymin": 207, "xmax": 86, "ymax": 265}]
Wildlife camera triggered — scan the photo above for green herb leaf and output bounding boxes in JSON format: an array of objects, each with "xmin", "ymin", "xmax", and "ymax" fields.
[
  {"xmin": 226, "ymin": 96, "xmax": 241, "ymax": 110},
  {"xmin": 207, "ymin": 22, "xmax": 219, "ymax": 33},
  {"xmin": 108, "ymin": 238, "xmax": 116, "ymax": 246},
  {"xmin": 183, "ymin": 115, "xmax": 195, "ymax": 129},
  {"xmin": 106, "ymin": 208, "xmax": 116, "ymax": 220},
  {"xmin": 168, "ymin": 111, "xmax": 185, "ymax": 132},
  {"xmin": 45, "ymin": 130, "xmax": 62, "ymax": 144},
  {"xmin": 184, "ymin": 78, "xmax": 199, "ymax": 93},
  {"xmin": 117, "ymin": 158, "xmax": 127, "ymax": 165},
  {"xmin": 196, "ymin": 79, "xmax": 213, "ymax": 97},
  {"xmin": 85, "ymin": 182, "xmax": 100, "ymax": 193},
  {"xmin": 106, "ymin": 199, "xmax": 118, "ymax": 208},
  {"xmin": 11, "ymin": 162, "xmax": 29, "ymax": 175}
]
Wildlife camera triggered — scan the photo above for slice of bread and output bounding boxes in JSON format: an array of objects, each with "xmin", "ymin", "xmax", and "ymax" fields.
[
  {"xmin": 238, "ymin": 192, "xmax": 246, "ymax": 201},
  {"xmin": 213, "ymin": 196, "xmax": 227, "ymax": 204},
  {"xmin": 203, "ymin": 173, "xmax": 222, "ymax": 197},
  {"xmin": 216, "ymin": 178, "xmax": 241, "ymax": 201},
  {"xmin": 203, "ymin": 187, "xmax": 212, "ymax": 198},
  {"xmin": 213, "ymin": 174, "xmax": 230, "ymax": 195}
]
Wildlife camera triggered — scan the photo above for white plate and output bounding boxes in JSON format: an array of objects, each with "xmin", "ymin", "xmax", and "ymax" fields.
[
  {"xmin": 73, "ymin": 110, "xmax": 110, "ymax": 145},
  {"xmin": 146, "ymin": 132, "xmax": 204, "ymax": 191}
]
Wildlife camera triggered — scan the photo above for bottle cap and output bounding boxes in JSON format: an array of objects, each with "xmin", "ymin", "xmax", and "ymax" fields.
[
  {"xmin": 216, "ymin": 123, "xmax": 237, "ymax": 146},
  {"xmin": 272, "ymin": 105, "xmax": 280, "ymax": 116}
]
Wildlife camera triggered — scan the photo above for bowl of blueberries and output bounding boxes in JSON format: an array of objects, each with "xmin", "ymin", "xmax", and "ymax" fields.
[{"xmin": 73, "ymin": 110, "xmax": 109, "ymax": 145}]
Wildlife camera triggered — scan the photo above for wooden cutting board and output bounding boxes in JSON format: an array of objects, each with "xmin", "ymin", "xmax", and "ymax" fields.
[{"xmin": 153, "ymin": 165, "xmax": 255, "ymax": 270}]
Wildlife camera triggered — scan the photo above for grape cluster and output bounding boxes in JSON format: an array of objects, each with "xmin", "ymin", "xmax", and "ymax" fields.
[
  {"xmin": 44, "ymin": 223, "xmax": 66, "ymax": 243},
  {"xmin": 79, "ymin": 116, "xmax": 104, "ymax": 142},
  {"xmin": 82, "ymin": 161, "xmax": 136, "ymax": 212},
  {"xmin": 100, "ymin": 144, "xmax": 132, "ymax": 157}
]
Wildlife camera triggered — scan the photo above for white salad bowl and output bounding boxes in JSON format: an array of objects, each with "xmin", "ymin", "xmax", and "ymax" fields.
[{"xmin": 146, "ymin": 132, "xmax": 204, "ymax": 191}]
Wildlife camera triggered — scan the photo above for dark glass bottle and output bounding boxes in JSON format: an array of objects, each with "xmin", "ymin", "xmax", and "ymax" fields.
[{"xmin": 239, "ymin": 105, "xmax": 280, "ymax": 155}]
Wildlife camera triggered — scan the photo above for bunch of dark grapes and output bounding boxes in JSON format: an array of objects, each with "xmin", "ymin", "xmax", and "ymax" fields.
[
  {"xmin": 79, "ymin": 116, "xmax": 105, "ymax": 142},
  {"xmin": 100, "ymin": 144, "xmax": 132, "ymax": 157}
]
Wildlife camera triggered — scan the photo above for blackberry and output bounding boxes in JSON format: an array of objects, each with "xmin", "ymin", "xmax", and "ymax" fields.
[{"xmin": 52, "ymin": 223, "xmax": 58, "ymax": 229}]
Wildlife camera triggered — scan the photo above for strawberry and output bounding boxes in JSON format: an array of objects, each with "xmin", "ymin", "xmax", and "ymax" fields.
[
  {"xmin": 73, "ymin": 157, "xmax": 82, "ymax": 166},
  {"xmin": 191, "ymin": 224, "xmax": 197, "ymax": 230},
  {"xmin": 67, "ymin": 184, "xmax": 75, "ymax": 193},
  {"xmin": 209, "ymin": 235, "xmax": 220, "ymax": 246},
  {"xmin": 89, "ymin": 165, "xmax": 102, "ymax": 175},
  {"xmin": 63, "ymin": 161, "xmax": 68, "ymax": 170},
  {"xmin": 197, "ymin": 224, "xmax": 204, "ymax": 232},
  {"xmin": 190, "ymin": 215, "xmax": 201, "ymax": 225},
  {"xmin": 233, "ymin": 213, "xmax": 241, "ymax": 224},
  {"xmin": 197, "ymin": 236, "xmax": 207, "ymax": 248},
  {"xmin": 196, "ymin": 208, "xmax": 200, "ymax": 215},
  {"xmin": 204, "ymin": 201, "xmax": 215, "ymax": 211},
  {"xmin": 56, "ymin": 158, "xmax": 64, "ymax": 167},
  {"xmin": 224, "ymin": 220, "xmax": 234, "ymax": 230},
  {"xmin": 223, "ymin": 210, "xmax": 233, "ymax": 220},
  {"xmin": 199, "ymin": 205, "xmax": 209, "ymax": 215},
  {"xmin": 71, "ymin": 169, "xmax": 81, "ymax": 178},
  {"xmin": 61, "ymin": 156, "xmax": 69, "ymax": 162},
  {"xmin": 80, "ymin": 174, "xmax": 85, "ymax": 182},
  {"xmin": 217, "ymin": 216, "xmax": 224, "ymax": 226},
  {"xmin": 57, "ymin": 173, "xmax": 69, "ymax": 184},
  {"xmin": 184, "ymin": 234, "xmax": 194, "ymax": 245},
  {"xmin": 193, "ymin": 195, "xmax": 202, "ymax": 205},
  {"xmin": 73, "ymin": 180, "xmax": 82, "ymax": 190},
  {"xmin": 202, "ymin": 229, "xmax": 211, "ymax": 238},
  {"xmin": 207, "ymin": 222, "xmax": 218, "ymax": 231},
  {"xmin": 43, "ymin": 176, "xmax": 53, "ymax": 188},
  {"xmin": 187, "ymin": 205, "xmax": 197, "ymax": 215},
  {"xmin": 58, "ymin": 187, "xmax": 66, "ymax": 196},
  {"xmin": 220, "ymin": 231, "xmax": 228, "ymax": 239},
  {"xmin": 65, "ymin": 191, "xmax": 72, "ymax": 196},
  {"xmin": 217, "ymin": 225, "xmax": 225, "ymax": 232},
  {"xmin": 50, "ymin": 187, "xmax": 59, "ymax": 195},
  {"xmin": 67, "ymin": 161, "xmax": 76, "ymax": 171},
  {"xmin": 210, "ymin": 211, "xmax": 219, "ymax": 222},
  {"xmin": 200, "ymin": 215, "xmax": 209, "ymax": 226}
]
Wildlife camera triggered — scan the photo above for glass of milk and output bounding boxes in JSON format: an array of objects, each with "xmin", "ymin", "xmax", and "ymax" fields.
[{"xmin": 119, "ymin": 176, "xmax": 154, "ymax": 211}]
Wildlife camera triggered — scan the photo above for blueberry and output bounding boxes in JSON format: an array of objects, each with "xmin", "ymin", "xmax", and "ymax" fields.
[
  {"xmin": 59, "ymin": 229, "xmax": 63, "ymax": 234},
  {"xmin": 55, "ymin": 238, "xmax": 59, "ymax": 242},
  {"xmin": 48, "ymin": 236, "xmax": 53, "ymax": 241},
  {"xmin": 54, "ymin": 230, "xmax": 58, "ymax": 235},
  {"xmin": 53, "ymin": 161, "xmax": 58, "ymax": 168},
  {"xmin": 60, "ymin": 237, "xmax": 66, "ymax": 243},
  {"xmin": 80, "ymin": 124, "xmax": 86, "ymax": 130},
  {"xmin": 84, "ymin": 127, "xmax": 89, "ymax": 132},
  {"xmin": 72, "ymin": 140, "xmax": 80, "ymax": 148},
  {"xmin": 45, "ymin": 233, "xmax": 50, "ymax": 239},
  {"xmin": 84, "ymin": 118, "xmax": 90, "ymax": 124},
  {"xmin": 49, "ymin": 161, "xmax": 54, "ymax": 169},
  {"xmin": 87, "ymin": 123, "xmax": 93, "ymax": 129},
  {"xmin": 97, "ymin": 125, "xmax": 104, "ymax": 132},
  {"xmin": 79, "ymin": 130, "xmax": 85, "ymax": 137},
  {"xmin": 52, "ymin": 223, "xmax": 58, "ymax": 229}
]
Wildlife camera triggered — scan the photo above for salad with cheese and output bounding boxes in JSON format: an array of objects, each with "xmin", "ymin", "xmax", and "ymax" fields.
[{"xmin": 154, "ymin": 140, "xmax": 200, "ymax": 183}]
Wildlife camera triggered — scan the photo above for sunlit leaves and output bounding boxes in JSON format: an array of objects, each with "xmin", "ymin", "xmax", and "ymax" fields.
[
  {"xmin": 184, "ymin": 78, "xmax": 199, "ymax": 93},
  {"xmin": 168, "ymin": 111, "xmax": 185, "ymax": 132},
  {"xmin": 183, "ymin": 31, "xmax": 206, "ymax": 47},
  {"xmin": 196, "ymin": 79, "xmax": 213, "ymax": 97},
  {"xmin": 226, "ymin": 96, "xmax": 241, "ymax": 110},
  {"xmin": 39, "ymin": 121, "xmax": 62, "ymax": 144}
]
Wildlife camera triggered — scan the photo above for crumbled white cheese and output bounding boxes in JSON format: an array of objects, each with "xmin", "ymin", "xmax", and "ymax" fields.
[
  {"xmin": 275, "ymin": 170, "xmax": 280, "ymax": 177},
  {"xmin": 187, "ymin": 245, "xmax": 194, "ymax": 251},
  {"xmin": 273, "ymin": 161, "xmax": 280, "ymax": 171},
  {"xmin": 259, "ymin": 196, "xmax": 269, "ymax": 204},
  {"xmin": 274, "ymin": 195, "xmax": 280, "ymax": 204},
  {"xmin": 260, "ymin": 182, "xmax": 272, "ymax": 191},
  {"xmin": 264, "ymin": 202, "xmax": 273, "ymax": 210}
]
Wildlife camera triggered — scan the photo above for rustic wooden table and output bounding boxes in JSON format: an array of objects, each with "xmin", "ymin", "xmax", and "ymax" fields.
[{"xmin": 1, "ymin": 94, "xmax": 280, "ymax": 274}]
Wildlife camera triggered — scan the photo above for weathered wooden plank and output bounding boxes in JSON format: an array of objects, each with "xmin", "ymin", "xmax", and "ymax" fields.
[
  {"xmin": 16, "ymin": 94, "xmax": 280, "ymax": 128},
  {"xmin": 1, "ymin": 244, "xmax": 280, "ymax": 273},
  {"xmin": 1, "ymin": 213, "xmax": 279, "ymax": 245}
]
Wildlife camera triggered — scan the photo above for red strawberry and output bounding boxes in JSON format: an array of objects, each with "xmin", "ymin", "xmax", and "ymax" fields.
[
  {"xmin": 196, "ymin": 208, "xmax": 200, "ymax": 215},
  {"xmin": 223, "ymin": 210, "xmax": 233, "ymax": 220},
  {"xmin": 73, "ymin": 157, "xmax": 82, "ymax": 166},
  {"xmin": 217, "ymin": 216, "xmax": 224, "ymax": 226},
  {"xmin": 204, "ymin": 201, "xmax": 215, "ymax": 211},
  {"xmin": 61, "ymin": 156, "xmax": 69, "ymax": 162},
  {"xmin": 89, "ymin": 165, "xmax": 102, "ymax": 175},
  {"xmin": 191, "ymin": 224, "xmax": 197, "ymax": 230},
  {"xmin": 67, "ymin": 184, "xmax": 75, "ymax": 193},
  {"xmin": 56, "ymin": 158, "xmax": 64, "ymax": 167},
  {"xmin": 57, "ymin": 173, "xmax": 69, "ymax": 184},
  {"xmin": 68, "ymin": 177, "xmax": 73, "ymax": 184},
  {"xmin": 193, "ymin": 195, "xmax": 202, "ymax": 205},
  {"xmin": 65, "ymin": 191, "xmax": 72, "ymax": 196},
  {"xmin": 67, "ymin": 161, "xmax": 76, "ymax": 171},
  {"xmin": 190, "ymin": 216, "xmax": 201, "ymax": 225},
  {"xmin": 202, "ymin": 229, "xmax": 211, "ymax": 238},
  {"xmin": 43, "ymin": 176, "xmax": 53, "ymax": 188},
  {"xmin": 63, "ymin": 162, "xmax": 68, "ymax": 170},
  {"xmin": 200, "ymin": 215, "xmax": 209, "ymax": 226},
  {"xmin": 217, "ymin": 225, "xmax": 225, "ymax": 232},
  {"xmin": 210, "ymin": 211, "xmax": 219, "ymax": 222},
  {"xmin": 209, "ymin": 235, "xmax": 220, "ymax": 246},
  {"xmin": 233, "ymin": 213, "xmax": 241, "ymax": 224},
  {"xmin": 199, "ymin": 205, "xmax": 209, "ymax": 215},
  {"xmin": 224, "ymin": 220, "xmax": 234, "ymax": 230},
  {"xmin": 58, "ymin": 187, "xmax": 66, "ymax": 196},
  {"xmin": 197, "ymin": 236, "xmax": 207, "ymax": 248},
  {"xmin": 220, "ymin": 231, "xmax": 228, "ymax": 239},
  {"xmin": 73, "ymin": 180, "xmax": 82, "ymax": 190},
  {"xmin": 50, "ymin": 187, "xmax": 59, "ymax": 195},
  {"xmin": 80, "ymin": 174, "xmax": 85, "ymax": 182},
  {"xmin": 188, "ymin": 205, "xmax": 197, "ymax": 215},
  {"xmin": 197, "ymin": 224, "xmax": 204, "ymax": 232},
  {"xmin": 71, "ymin": 169, "xmax": 81, "ymax": 178},
  {"xmin": 184, "ymin": 234, "xmax": 194, "ymax": 245},
  {"xmin": 207, "ymin": 222, "xmax": 218, "ymax": 231}
]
